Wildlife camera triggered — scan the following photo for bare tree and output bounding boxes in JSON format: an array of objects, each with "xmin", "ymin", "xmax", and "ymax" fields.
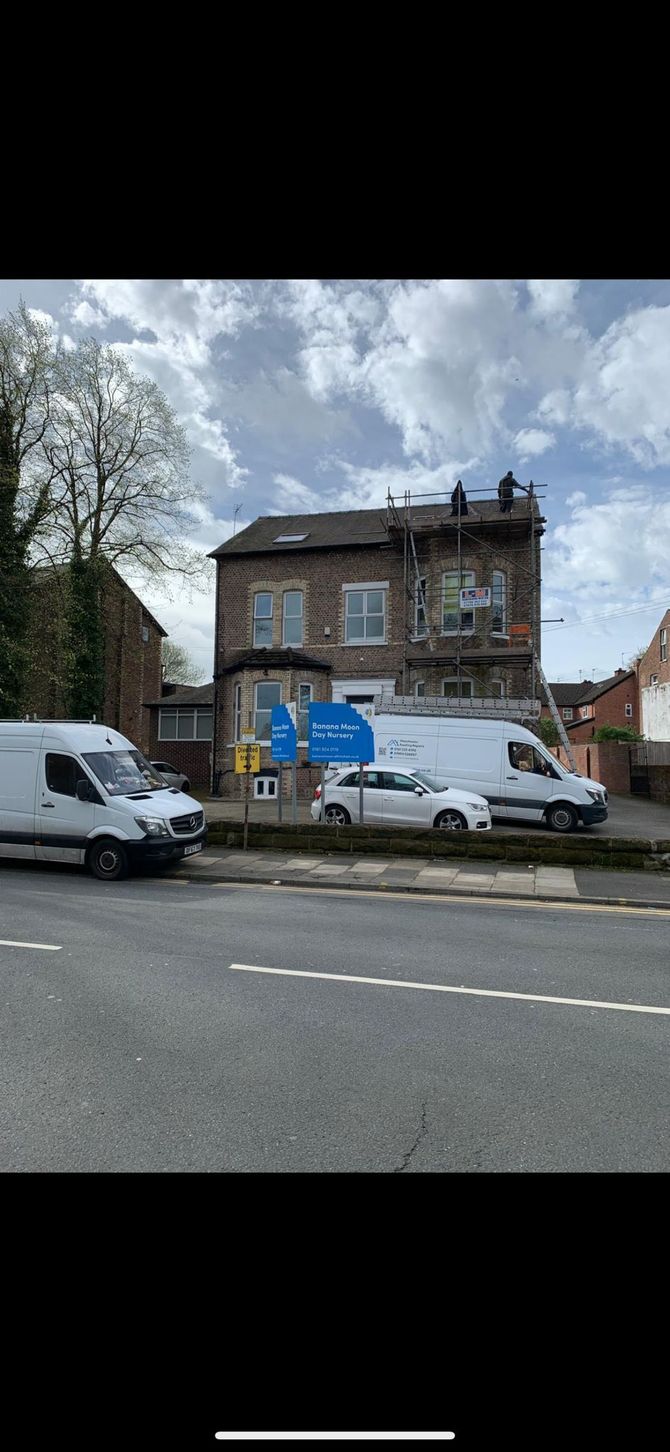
[
  {"xmin": 0, "ymin": 302, "xmax": 58, "ymax": 714},
  {"xmin": 161, "ymin": 639, "xmax": 206, "ymax": 684}
]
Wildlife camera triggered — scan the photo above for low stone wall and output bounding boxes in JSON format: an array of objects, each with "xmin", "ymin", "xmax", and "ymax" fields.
[{"xmin": 207, "ymin": 819, "xmax": 670, "ymax": 871}]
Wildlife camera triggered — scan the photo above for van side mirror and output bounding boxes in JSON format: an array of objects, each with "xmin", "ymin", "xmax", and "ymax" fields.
[{"xmin": 76, "ymin": 778, "xmax": 92, "ymax": 802}]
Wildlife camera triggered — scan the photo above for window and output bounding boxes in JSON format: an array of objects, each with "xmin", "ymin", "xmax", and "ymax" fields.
[
  {"xmin": 282, "ymin": 590, "xmax": 303, "ymax": 646},
  {"xmin": 141, "ymin": 624, "xmax": 150, "ymax": 643},
  {"xmin": 661, "ymin": 628, "xmax": 668, "ymax": 662},
  {"xmin": 298, "ymin": 682, "xmax": 312, "ymax": 742},
  {"xmin": 159, "ymin": 708, "xmax": 212, "ymax": 740},
  {"xmin": 233, "ymin": 684, "xmax": 242, "ymax": 742},
  {"xmin": 415, "ymin": 578, "xmax": 428, "ymax": 637},
  {"xmin": 415, "ymin": 681, "xmax": 426, "ymax": 699},
  {"xmin": 273, "ymin": 533, "xmax": 309, "ymax": 543},
  {"xmin": 46, "ymin": 753, "xmax": 79, "ymax": 797},
  {"xmin": 491, "ymin": 571, "xmax": 506, "ymax": 633},
  {"xmin": 443, "ymin": 678, "xmax": 473, "ymax": 698},
  {"xmin": 345, "ymin": 588, "xmax": 386, "ymax": 643},
  {"xmin": 581, "ymin": 706, "xmax": 590, "ymax": 718},
  {"xmin": 253, "ymin": 592, "xmax": 273, "ymax": 647},
  {"xmin": 508, "ymin": 742, "xmax": 555, "ymax": 777},
  {"xmin": 650, "ymin": 673, "xmax": 659, "ymax": 686},
  {"xmin": 625, "ymin": 703, "xmax": 633, "ymax": 718},
  {"xmin": 383, "ymin": 772, "xmax": 421, "ymax": 792},
  {"xmin": 563, "ymin": 707, "xmax": 573, "ymax": 721},
  {"xmin": 340, "ymin": 770, "xmax": 382, "ymax": 788},
  {"xmin": 490, "ymin": 680, "xmax": 506, "ymax": 699},
  {"xmin": 442, "ymin": 570, "xmax": 475, "ymax": 632},
  {"xmin": 254, "ymin": 680, "xmax": 281, "ymax": 741}
]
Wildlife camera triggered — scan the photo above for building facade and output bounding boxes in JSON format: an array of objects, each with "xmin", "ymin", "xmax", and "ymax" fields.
[
  {"xmin": 638, "ymin": 609, "xmax": 670, "ymax": 741},
  {"xmin": 26, "ymin": 562, "xmax": 166, "ymax": 753},
  {"xmin": 145, "ymin": 682, "xmax": 214, "ymax": 787},
  {"xmin": 560, "ymin": 669, "xmax": 639, "ymax": 743},
  {"xmin": 210, "ymin": 496, "xmax": 544, "ymax": 798}
]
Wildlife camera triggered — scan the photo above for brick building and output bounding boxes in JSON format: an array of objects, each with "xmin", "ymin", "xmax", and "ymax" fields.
[
  {"xmin": 540, "ymin": 680, "xmax": 593, "ymax": 726},
  {"xmin": 559, "ymin": 669, "xmax": 639, "ymax": 743},
  {"xmin": 145, "ymin": 681, "xmax": 214, "ymax": 787},
  {"xmin": 637, "ymin": 609, "xmax": 670, "ymax": 740},
  {"xmin": 209, "ymin": 494, "xmax": 544, "ymax": 798},
  {"xmin": 25, "ymin": 562, "xmax": 166, "ymax": 753}
]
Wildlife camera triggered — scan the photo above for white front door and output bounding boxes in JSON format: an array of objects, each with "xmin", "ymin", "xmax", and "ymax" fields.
[
  {"xmin": 36, "ymin": 751, "xmax": 96, "ymax": 863},
  {"xmin": 380, "ymin": 771, "xmax": 433, "ymax": 827}
]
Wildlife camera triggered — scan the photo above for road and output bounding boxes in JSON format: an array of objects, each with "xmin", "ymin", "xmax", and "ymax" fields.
[{"xmin": 2, "ymin": 864, "xmax": 669, "ymax": 1172}]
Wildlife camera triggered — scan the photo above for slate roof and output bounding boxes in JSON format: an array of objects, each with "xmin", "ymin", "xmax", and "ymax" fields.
[
  {"xmin": 144, "ymin": 682, "xmax": 214, "ymax": 708},
  {"xmin": 218, "ymin": 648, "xmax": 331, "ymax": 676},
  {"xmin": 540, "ymin": 682, "xmax": 593, "ymax": 707},
  {"xmin": 210, "ymin": 498, "xmax": 544, "ymax": 558},
  {"xmin": 577, "ymin": 670, "xmax": 635, "ymax": 704}
]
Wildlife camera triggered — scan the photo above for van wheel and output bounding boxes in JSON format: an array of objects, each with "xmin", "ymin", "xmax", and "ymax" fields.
[
  {"xmin": 434, "ymin": 809, "xmax": 467, "ymax": 830},
  {"xmin": 325, "ymin": 805, "xmax": 350, "ymax": 826},
  {"xmin": 88, "ymin": 839, "xmax": 129, "ymax": 881},
  {"xmin": 546, "ymin": 803, "xmax": 578, "ymax": 834}
]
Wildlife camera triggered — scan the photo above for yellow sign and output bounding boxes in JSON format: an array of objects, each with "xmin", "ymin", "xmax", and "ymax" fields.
[{"xmin": 235, "ymin": 743, "xmax": 260, "ymax": 774}]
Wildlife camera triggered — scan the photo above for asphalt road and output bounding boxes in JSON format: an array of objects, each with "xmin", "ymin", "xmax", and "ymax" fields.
[{"xmin": 2, "ymin": 866, "xmax": 669, "ymax": 1172}]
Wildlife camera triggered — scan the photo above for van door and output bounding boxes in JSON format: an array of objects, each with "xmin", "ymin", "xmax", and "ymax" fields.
[
  {"xmin": 0, "ymin": 746, "xmax": 38, "ymax": 860},
  {"xmin": 36, "ymin": 751, "xmax": 97, "ymax": 864},
  {"xmin": 503, "ymin": 740, "xmax": 557, "ymax": 823}
]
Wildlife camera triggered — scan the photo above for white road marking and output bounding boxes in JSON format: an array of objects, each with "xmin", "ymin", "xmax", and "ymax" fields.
[
  {"xmin": 214, "ymin": 1437, "xmax": 455, "ymax": 1443},
  {"xmin": 228, "ymin": 963, "xmax": 670, "ymax": 1019},
  {"xmin": 0, "ymin": 938, "xmax": 62, "ymax": 951}
]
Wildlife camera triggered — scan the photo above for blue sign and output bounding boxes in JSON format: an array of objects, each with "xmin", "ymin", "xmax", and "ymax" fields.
[
  {"xmin": 308, "ymin": 703, "xmax": 375, "ymax": 764},
  {"xmin": 271, "ymin": 705, "xmax": 297, "ymax": 762}
]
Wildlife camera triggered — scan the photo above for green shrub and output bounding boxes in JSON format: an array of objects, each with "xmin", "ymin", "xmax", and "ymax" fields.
[{"xmin": 593, "ymin": 724, "xmax": 643, "ymax": 743}]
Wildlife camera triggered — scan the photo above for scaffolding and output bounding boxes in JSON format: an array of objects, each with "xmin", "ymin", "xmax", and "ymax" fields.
[{"xmin": 384, "ymin": 480, "xmax": 577, "ymax": 768}]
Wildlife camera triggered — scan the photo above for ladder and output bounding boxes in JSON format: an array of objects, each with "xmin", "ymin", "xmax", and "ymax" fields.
[{"xmin": 535, "ymin": 658, "xmax": 577, "ymax": 771}]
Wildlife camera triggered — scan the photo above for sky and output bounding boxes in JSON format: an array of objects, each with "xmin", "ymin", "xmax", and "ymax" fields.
[{"xmin": 2, "ymin": 277, "xmax": 669, "ymax": 687}]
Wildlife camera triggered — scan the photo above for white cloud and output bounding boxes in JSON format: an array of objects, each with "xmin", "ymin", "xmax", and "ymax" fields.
[
  {"xmin": 513, "ymin": 428, "xmax": 555, "ymax": 462},
  {"xmin": 565, "ymin": 490, "xmax": 587, "ymax": 507},
  {"xmin": 571, "ymin": 306, "xmax": 670, "ymax": 466},
  {"xmin": 544, "ymin": 487, "xmax": 670, "ymax": 612},
  {"xmin": 527, "ymin": 279, "xmax": 580, "ymax": 320},
  {"xmin": 70, "ymin": 299, "xmax": 108, "ymax": 328}
]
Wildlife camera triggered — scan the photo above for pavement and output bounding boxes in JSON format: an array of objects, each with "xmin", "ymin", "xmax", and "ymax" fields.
[
  {"xmin": 171, "ymin": 843, "xmax": 670, "ymax": 908},
  {"xmin": 199, "ymin": 790, "xmax": 670, "ymax": 840},
  {"xmin": 2, "ymin": 868, "xmax": 670, "ymax": 1173}
]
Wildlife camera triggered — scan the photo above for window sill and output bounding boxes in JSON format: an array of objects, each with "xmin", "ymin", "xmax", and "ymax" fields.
[
  {"xmin": 439, "ymin": 631, "xmax": 475, "ymax": 638},
  {"xmin": 343, "ymin": 639, "xmax": 388, "ymax": 647},
  {"xmin": 491, "ymin": 632, "xmax": 509, "ymax": 638}
]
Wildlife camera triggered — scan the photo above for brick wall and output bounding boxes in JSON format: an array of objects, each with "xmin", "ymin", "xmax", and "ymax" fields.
[
  {"xmin": 648, "ymin": 765, "xmax": 670, "ymax": 804},
  {"xmin": 637, "ymin": 610, "xmax": 670, "ymax": 690},
  {"xmin": 24, "ymin": 564, "xmax": 163, "ymax": 753},
  {"xmin": 562, "ymin": 673, "xmax": 640, "ymax": 742},
  {"xmin": 551, "ymin": 741, "xmax": 631, "ymax": 793}
]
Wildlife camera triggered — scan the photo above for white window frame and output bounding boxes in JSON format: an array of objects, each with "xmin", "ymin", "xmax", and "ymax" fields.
[
  {"xmin": 253, "ymin": 592, "xmax": 273, "ymax": 648},
  {"xmin": 491, "ymin": 571, "xmax": 507, "ymax": 635},
  {"xmin": 344, "ymin": 586, "xmax": 387, "ymax": 645},
  {"xmin": 490, "ymin": 679, "xmax": 506, "ymax": 699},
  {"xmin": 442, "ymin": 570, "xmax": 475, "ymax": 634},
  {"xmin": 282, "ymin": 590, "xmax": 304, "ymax": 647},
  {"xmin": 233, "ymin": 683, "xmax": 242, "ymax": 742},
  {"xmin": 298, "ymin": 681, "xmax": 312, "ymax": 743},
  {"xmin": 254, "ymin": 680, "xmax": 281, "ymax": 743},
  {"xmin": 661, "ymin": 627, "xmax": 668, "ymax": 663},
  {"xmin": 141, "ymin": 624, "xmax": 150, "ymax": 643},
  {"xmin": 650, "ymin": 673, "xmax": 659, "ymax": 686},
  {"xmin": 442, "ymin": 677, "xmax": 473, "ymax": 699},
  {"xmin": 625, "ymin": 703, "xmax": 633, "ymax": 718},
  {"xmin": 563, "ymin": 707, "xmax": 573, "ymax": 721},
  {"xmin": 415, "ymin": 681, "xmax": 426, "ymax": 699},
  {"xmin": 414, "ymin": 578, "xmax": 428, "ymax": 638},
  {"xmin": 158, "ymin": 707, "xmax": 213, "ymax": 741}
]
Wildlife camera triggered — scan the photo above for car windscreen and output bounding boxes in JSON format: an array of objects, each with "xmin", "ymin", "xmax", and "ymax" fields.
[
  {"xmin": 411, "ymin": 771, "xmax": 452, "ymax": 793},
  {"xmin": 82, "ymin": 749, "xmax": 167, "ymax": 796}
]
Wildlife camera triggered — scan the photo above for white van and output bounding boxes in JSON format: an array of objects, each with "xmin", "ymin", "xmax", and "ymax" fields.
[
  {"xmin": 349, "ymin": 714, "xmax": 608, "ymax": 832},
  {"xmin": 0, "ymin": 720, "xmax": 207, "ymax": 879}
]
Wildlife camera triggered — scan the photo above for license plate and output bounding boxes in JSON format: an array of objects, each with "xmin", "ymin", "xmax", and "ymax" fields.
[{"xmin": 184, "ymin": 843, "xmax": 203, "ymax": 856}]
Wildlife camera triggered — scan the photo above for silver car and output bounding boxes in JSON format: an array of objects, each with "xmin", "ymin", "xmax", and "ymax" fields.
[
  {"xmin": 311, "ymin": 767, "xmax": 492, "ymax": 830},
  {"xmin": 151, "ymin": 760, "xmax": 191, "ymax": 792}
]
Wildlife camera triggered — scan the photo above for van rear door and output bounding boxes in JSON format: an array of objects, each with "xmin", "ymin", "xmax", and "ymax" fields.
[
  {"xmin": 0, "ymin": 743, "xmax": 38, "ymax": 860},
  {"xmin": 36, "ymin": 750, "xmax": 96, "ymax": 864}
]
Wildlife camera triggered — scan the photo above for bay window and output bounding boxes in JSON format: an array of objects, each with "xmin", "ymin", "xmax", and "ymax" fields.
[{"xmin": 254, "ymin": 681, "xmax": 281, "ymax": 741}]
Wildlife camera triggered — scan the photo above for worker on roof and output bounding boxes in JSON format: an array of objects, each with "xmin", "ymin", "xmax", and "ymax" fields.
[
  {"xmin": 450, "ymin": 480, "xmax": 468, "ymax": 517},
  {"xmin": 498, "ymin": 470, "xmax": 518, "ymax": 513}
]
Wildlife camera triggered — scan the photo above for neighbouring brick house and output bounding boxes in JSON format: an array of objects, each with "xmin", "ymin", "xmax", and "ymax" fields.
[
  {"xmin": 145, "ymin": 682, "xmax": 214, "ymax": 788},
  {"xmin": 209, "ymin": 494, "xmax": 544, "ymax": 798},
  {"xmin": 557, "ymin": 669, "xmax": 640, "ymax": 743},
  {"xmin": 637, "ymin": 609, "xmax": 670, "ymax": 741},
  {"xmin": 25, "ymin": 562, "xmax": 166, "ymax": 753},
  {"xmin": 540, "ymin": 680, "xmax": 594, "ymax": 726}
]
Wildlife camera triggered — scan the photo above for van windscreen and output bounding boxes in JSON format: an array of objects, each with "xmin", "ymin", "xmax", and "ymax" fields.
[{"xmin": 82, "ymin": 750, "xmax": 166, "ymax": 796}]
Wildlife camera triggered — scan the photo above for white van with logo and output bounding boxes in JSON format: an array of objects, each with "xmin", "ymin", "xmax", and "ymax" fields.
[
  {"xmin": 350, "ymin": 714, "xmax": 608, "ymax": 832},
  {"xmin": 0, "ymin": 721, "xmax": 207, "ymax": 879}
]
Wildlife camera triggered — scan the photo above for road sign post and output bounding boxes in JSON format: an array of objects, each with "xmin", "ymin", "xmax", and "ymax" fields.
[{"xmin": 235, "ymin": 740, "xmax": 260, "ymax": 850}]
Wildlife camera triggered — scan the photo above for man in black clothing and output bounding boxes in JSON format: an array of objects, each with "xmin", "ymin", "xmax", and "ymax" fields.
[
  {"xmin": 450, "ymin": 480, "xmax": 468, "ymax": 516},
  {"xmin": 498, "ymin": 469, "xmax": 518, "ymax": 513}
]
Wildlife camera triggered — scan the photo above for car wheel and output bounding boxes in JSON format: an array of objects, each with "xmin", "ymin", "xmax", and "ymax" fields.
[
  {"xmin": 324, "ymin": 805, "xmax": 350, "ymax": 826},
  {"xmin": 434, "ymin": 809, "xmax": 467, "ymax": 830},
  {"xmin": 546, "ymin": 803, "xmax": 578, "ymax": 833},
  {"xmin": 87, "ymin": 838, "xmax": 129, "ymax": 881}
]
